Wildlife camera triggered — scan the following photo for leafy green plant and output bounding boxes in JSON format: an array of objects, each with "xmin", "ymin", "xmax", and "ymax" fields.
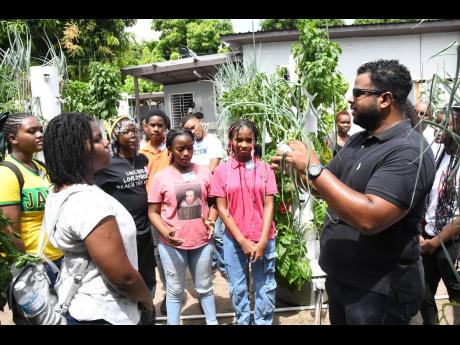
[
  {"xmin": 87, "ymin": 61, "xmax": 122, "ymax": 120},
  {"xmin": 293, "ymin": 20, "xmax": 348, "ymax": 113},
  {"xmin": 0, "ymin": 209, "xmax": 39, "ymax": 312},
  {"xmin": 62, "ymin": 79, "xmax": 91, "ymax": 113},
  {"xmin": 275, "ymin": 222, "xmax": 312, "ymax": 287}
]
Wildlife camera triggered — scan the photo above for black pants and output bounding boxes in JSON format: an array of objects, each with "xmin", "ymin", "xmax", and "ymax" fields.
[
  {"xmin": 326, "ymin": 277, "xmax": 421, "ymax": 325},
  {"xmin": 137, "ymin": 230, "xmax": 157, "ymax": 325},
  {"xmin": 420, "ymin": 234, "xmax": 460, "ymax": 325}
]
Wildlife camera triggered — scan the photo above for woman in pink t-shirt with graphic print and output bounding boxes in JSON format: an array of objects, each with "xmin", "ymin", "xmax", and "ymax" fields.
[
  {"xmin": 147, "ymin": 128, "xmax": 218, "ymax": 325},
  {"xmin": 210, "ymin": 119, "xmax": 278, "ymax": 325}
]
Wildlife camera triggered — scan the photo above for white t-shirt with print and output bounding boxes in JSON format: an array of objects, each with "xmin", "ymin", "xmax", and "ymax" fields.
[
  {"xmin": 192, "ymin": 134, "xmax": 223, "ymax": 168},
  {"xmin": 44, "ymin": 184, "xmax": 140, "ymax": 325},
  {"xmin": 424, "ymin": 151, "xmax": 460, "ymax": 236},
  {"xmin": 423, "ymin": 126, "xmax": 442, "ymax": 157}
]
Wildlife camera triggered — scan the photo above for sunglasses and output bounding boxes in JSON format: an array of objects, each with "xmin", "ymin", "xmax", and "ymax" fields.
[{"xmin": 352, "ymin": 88, "xmax": 386, "ymax": 99}]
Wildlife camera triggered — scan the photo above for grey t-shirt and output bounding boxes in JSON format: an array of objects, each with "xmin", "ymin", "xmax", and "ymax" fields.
[{"xmin": 45, "ymin": 184, "xmax": 140, "ymax": 324}]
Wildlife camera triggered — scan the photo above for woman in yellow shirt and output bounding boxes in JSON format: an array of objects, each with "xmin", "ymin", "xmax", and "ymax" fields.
[{"xmin": 0, "ymin": 112, "xmax": 63, "ymax": 287}]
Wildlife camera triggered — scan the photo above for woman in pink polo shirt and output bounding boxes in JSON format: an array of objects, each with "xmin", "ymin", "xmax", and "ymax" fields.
[
  {"xmin": 147, "ymin": 127, "xmax": 218, "ymax": 325},
  {"xmin": 210, "ymin": 119, "xmax": 278, "ymax": 325}
]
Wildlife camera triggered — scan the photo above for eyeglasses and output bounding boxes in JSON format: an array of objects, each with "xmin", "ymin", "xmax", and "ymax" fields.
[{"xmin": 352, "ymin": 88, "xmax": 386, "ymax": 99}]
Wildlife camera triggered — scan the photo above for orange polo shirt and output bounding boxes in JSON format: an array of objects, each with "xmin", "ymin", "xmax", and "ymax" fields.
[{"xmin": 140, "ymin": 141, "xmax": 170, "ymax": 193}]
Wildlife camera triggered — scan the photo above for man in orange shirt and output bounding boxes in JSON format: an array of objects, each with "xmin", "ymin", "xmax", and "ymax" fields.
[{"xmin": 140, "ymin": 110, "xmax": 171, "ymax": 192}]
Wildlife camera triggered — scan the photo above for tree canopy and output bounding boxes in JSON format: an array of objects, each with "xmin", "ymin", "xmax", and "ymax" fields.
[
  {"xmin": 260, "ymin": 19, "xmax": 345, "ymax": 31},
  {"xmin": 152, "ymin": 19, "xmax": 233, "ymax": 60},
  {"xmin": 0, "ymin": 19, "xmax": 137, "ymax": 81}
]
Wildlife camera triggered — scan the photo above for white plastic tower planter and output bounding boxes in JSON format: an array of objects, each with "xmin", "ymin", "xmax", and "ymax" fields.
[
  {"xmin": 117, "ymin": 93, "xmax": 130, "ymax": 117},
  {"xmin": 29, "ymin": 66, "xmax": 62, "ymax": 123}
]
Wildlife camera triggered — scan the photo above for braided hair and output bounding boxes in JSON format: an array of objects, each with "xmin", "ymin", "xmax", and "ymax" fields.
[
  {"xmin": 166, "ymin": 127, "xmax": 194, "ymax": 163},
  {"xmin": 227, "ymin": 119, "xmax": 259, "ymax": 156},
  {"xmin": 0, "ymin": 112, "xmax": 34, "ymax": 161},
  {"xmin": 43, "ymin": 112, "xmax": 94, "ymax": 188},
  {"xmin": 110, "ymin": 117, "xmax": 137, "ymax": 157},
  {"xmin": 434, "ymin": 108, "xmax": 460, "ymax": 233},
  {"xmin": 226, "ymin": 119, "xmax": 263, "ymax": 221}
]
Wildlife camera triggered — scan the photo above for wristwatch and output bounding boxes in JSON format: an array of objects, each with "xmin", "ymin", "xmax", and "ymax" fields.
[{"xmin": 307, "ymin": 163, "xmax": 324, "ymax": 180}]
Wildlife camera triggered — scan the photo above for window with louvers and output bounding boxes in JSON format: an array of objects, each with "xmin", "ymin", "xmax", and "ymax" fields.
[{"xmin": 170, "ymin": 93, "xmax": 194, "ymax": 128}]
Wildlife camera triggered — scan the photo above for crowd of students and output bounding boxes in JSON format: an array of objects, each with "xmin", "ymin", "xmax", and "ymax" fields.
[
  {"xmin": 0, "ymin": 108, "xmax": 278, "ymax": 325},
  {"xmin": 0, "ymin": 58, "xmax": 459, "ymax": 325}
]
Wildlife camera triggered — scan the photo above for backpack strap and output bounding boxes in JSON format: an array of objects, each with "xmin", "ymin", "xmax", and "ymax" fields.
[
  {"xmin": 0, "ymin": 161, "xmax": 24, "ymax": 197},
  {"xmin": 37, "ymin": 190, "xmax": 81, "ymax": 258},
  {"xmin": 59, "ymin": 258, "xmax": 90, "ymax": 315},
  {"xmin": 36, "ymin": 190, "xmax": 91, "ymax": 316}
]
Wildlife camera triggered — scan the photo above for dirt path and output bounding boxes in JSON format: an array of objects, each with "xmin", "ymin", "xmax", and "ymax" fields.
[{"xmin": 1, "ymin": 269, "xmax": 454, "ymax": 325}]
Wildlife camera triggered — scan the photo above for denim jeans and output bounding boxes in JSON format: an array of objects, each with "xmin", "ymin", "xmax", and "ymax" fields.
[
  {"xmin": 325, "ymin": 276, "xmax": 422, "ymax": 325},
  {"xmin": 159, "ymin": 241, "xmax": 218, "ymax": 325},
  {"xmin": 223, "ymin": 232, "xmax": 277, "ymax": 325},
  {"xmin": 211, "ymin": 217, "xmax": 226, "ymax": 275}
]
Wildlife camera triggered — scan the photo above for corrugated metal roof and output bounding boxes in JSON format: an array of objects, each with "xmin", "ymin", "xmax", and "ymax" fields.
[
  {"xmin": 221, "ymin": 20, "xmax": 460, "ymax": 46},
  {"xmin": 121, "ymin": 52, "xmax": 241, "ymax": 85}
]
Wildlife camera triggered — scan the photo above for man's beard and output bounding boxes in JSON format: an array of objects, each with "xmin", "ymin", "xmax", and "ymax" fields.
[{"xmin": 353, "ymin": 102, "xmax": 381, "ymax": 131}]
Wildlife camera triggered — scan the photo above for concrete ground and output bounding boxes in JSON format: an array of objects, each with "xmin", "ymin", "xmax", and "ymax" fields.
[{"xmin": 0, "ymin": 268, "xmax": 454, "ymax": 325}]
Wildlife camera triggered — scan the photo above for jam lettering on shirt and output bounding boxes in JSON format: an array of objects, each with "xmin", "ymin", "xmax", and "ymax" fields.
[{"xmin": 22, "ymin": 188, "xmax": 49, "ymax": 212}]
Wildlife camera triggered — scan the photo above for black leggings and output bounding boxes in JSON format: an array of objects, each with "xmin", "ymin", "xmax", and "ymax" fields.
[{"xmin": 420, "ymin": 233, "xmax": 460, "ymax": 325}]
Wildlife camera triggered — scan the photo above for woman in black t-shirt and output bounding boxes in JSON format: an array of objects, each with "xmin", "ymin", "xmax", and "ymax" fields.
[{"xmin": 93, "ymin": 117, "xmax": 155, "ymax": 325}]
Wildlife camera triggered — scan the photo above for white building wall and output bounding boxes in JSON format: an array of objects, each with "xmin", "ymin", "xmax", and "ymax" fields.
[
  {"xmin": 164, "ymin": 80, "xmax": 216, "ymax": 126},
  {"xmin": 241, "ymin": 31, "xmax": 460, "ymax": 134},
  {"xmin": 241, "ymin": 31, "xmax": 460, "ymax": 95},
  {"xmin": 242, "ymin": 41, "xmax": 295, "ymax": 76}
]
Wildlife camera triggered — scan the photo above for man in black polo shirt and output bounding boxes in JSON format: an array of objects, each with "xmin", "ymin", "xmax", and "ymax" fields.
[{"xmin": 272, "ymin": 59, "xmax": 436, "ymax": 324}]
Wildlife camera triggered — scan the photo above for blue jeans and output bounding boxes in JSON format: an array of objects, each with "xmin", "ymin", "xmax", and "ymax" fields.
[
  {"xmin": 211, "ymin": 217, "xmax": 226, "ymax": 275},
  {"xmin": 326, "ymin": 276, "xmax": 422, "ymax": 325},
  {"xmin": 223, "ymin": 232, "xmax": 277, "ymax": 325},
  {"xmin": 159, "ymin": 242, "xmax": 218, "ymax": 325}
]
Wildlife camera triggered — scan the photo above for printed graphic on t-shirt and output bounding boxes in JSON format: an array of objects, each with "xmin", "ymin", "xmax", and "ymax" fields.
[
  {"xmin": 175, "ymin": 183, "xmax": 203, "ymax": 220},
  {"xmin": 194, "ymin": 147, "xmax": 208, "ymax": 156},
  {"xmin": 21, "ymin": 187, "xmax": 49, "ymax": 212},
  {"xmin": 117, "ymin": 168, "xmax": 148, "ymax": 190}
]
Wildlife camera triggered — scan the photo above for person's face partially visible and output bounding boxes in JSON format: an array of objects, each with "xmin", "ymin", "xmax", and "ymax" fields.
[{"xmin": 185, "ymin": 190, "xmax": 195, "ymax": 204}]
